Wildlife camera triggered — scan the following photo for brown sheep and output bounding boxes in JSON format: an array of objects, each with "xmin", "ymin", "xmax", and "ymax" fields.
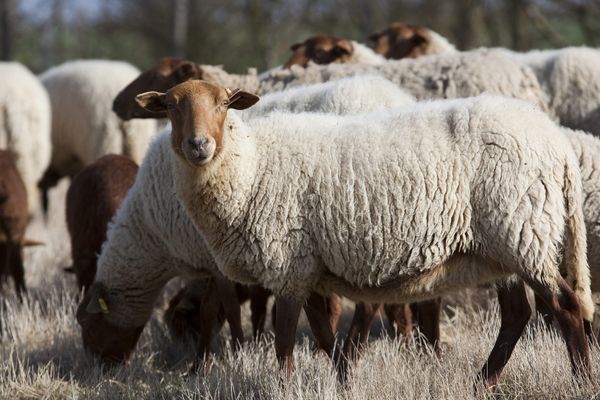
[{"xmin": 65, "ymin": 154, "xmax": 138, "ymax": 290}]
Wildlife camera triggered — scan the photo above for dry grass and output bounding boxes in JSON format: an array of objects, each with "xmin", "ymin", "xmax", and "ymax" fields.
[{"xmin": 1, "ymin": 181, "xmax": 599, "ymax": 400}]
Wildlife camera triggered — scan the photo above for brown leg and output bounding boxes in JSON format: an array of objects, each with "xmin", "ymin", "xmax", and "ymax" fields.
[
  {"xmin": 190, "ymin": 283, "xmax": 221, "ymax": 372},
  {"xmin": 214, "ymin": 277, "xmax": 244, "ymax": 350},
  {"xmin": 413, "ymin": 298, "xmax": 442, "ymax": 354},
  {"xmin": 10, "ymin": 245, "xmax": 26, "ymax": 301},
  {"xmin": 524, "ymin": 276, "xmax": 591, "ymax": 378},
  {"xmin": 327, "ymin": 294, "xmax": 342, "ymax": 333},
  {"xmin": 584, "ymin": 319, "xmax": 599, "ymax": 348},
  {"xmin": 478, "ymin": 281, "xmax": 531, "ymax": 387},
  {"xmin": 274, "ymin": 296, "xmax": 303, "ymax": 377},
  {"xmin": 343, "ymin": 302, "xmax": 381, "ymax": 361},
  {"xmin": 304, "ymin": 293, "xmax": 346, "ymax": 377},
  {"xmin": 384, "ymin": 303, "xmax": 413, "ymax": 339},
  {"xmin": 535, "ymin": 293, "xmax": 555, "ymax": 328},
  {"xmin": 249, "ymin": 285, "xmax": 271, "ymax": 339}
]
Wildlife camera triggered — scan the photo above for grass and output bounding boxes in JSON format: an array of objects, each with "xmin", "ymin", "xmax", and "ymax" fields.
[{"xmin": 1, "ymin": 181, "xmax": 599, "ymax": 399}]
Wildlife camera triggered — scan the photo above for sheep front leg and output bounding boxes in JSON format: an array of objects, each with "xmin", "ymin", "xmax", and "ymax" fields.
[
  {"xmin": 274, "ymin": 296, "xmax": 303, "ymax": 377},
  {"xmin": 214, "ymin": 277, "xmax": 244, "ymax": 350},
  {"xmin": 412, "ymin": 298, "xmax": 442, "ymax": 354},
  {"xmin": 343, "ymin": 302, "xmax": 381, "ymax": 361}
]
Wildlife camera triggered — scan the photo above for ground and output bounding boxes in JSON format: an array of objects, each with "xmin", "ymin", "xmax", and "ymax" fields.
[{"xmin": 0, "ymin": 180, "xmax": 598, "ymax": 399}]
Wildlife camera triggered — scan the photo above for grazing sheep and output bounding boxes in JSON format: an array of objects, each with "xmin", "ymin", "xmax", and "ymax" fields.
[
  {"xmin": 113, "ymin": 57, "xmax": 259, "ymax": 121},
  {"xmin": 65, "ymin": 154, "xmax": 138, "ymax": 290},
  {"xmin": 368, "ymin": 22, "xmax": 457, "ymax": 59},
  {"xmin": 145, "ymin": 80, "xmax": 593, "ymax": 385},
  {"xmin": 38, "ymin": 60, "xmax": 157, "ymax": 210},
  {"xmin": 284, "ymin": 35, "xmax": 385, "ymax": 68},
  {"xmin": 0, "ymin": 62, "xmax": 51, "ymax": 215},
  {"xmin": 257, "ymin": 49, "xmax": 552, "ymax": 117},
  {"xmin": 0, "ymin": 151, "xmax": 43, "ymax": 299}
]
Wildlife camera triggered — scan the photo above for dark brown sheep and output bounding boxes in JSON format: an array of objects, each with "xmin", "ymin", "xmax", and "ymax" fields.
[{"xmin": 65, "ymin": 154, "xmax": 138, "ymax": 290}]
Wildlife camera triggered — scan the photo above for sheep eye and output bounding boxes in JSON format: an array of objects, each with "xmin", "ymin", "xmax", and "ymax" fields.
[{"xmin": 222, "ymin": 99, "xmax": 230, "ymax": 107}]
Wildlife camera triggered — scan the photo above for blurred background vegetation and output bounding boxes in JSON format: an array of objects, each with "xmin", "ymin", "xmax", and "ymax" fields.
[{"xmin": 1, "ymin": 0, "xmax": 599, "ymax": 73}]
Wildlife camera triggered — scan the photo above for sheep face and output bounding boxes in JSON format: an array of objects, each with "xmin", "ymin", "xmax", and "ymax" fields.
[
  {"xmin": 76, "ymin": 282, "xmax": 144, "ymax": 364},
  {"xmin": 284, "ymin": 35, "xmax": 353, "ymax": 68},
  {"xmin": 135, "ymin": 80, "xmax": 259, "ymax": 167},
  {"xmin": 112, "ymin": 57, "xmax": 203, "ymax": 120},
  {"xmin": 369, "ymin": 22, "xmax": 430, "ymax": 59}
]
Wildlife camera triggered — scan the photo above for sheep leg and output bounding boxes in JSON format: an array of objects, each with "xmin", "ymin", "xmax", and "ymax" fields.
[
  {"xmin": 343, "ymin": 302, "xmax": 381, "ymax": 361},
  {"xmin": 383, "ymin": 303, "xmax": 413, "ymax": 339},
  {"xmin": 190, "ymin": 284, "xmax": 221, "ymax": 372},
  {"xmin": 303, "ymin": 292, "xmax": 346, "ymax": 378},
  {"xmin": 413, "ymin": 298, "xmax": 442, "ymax": 354},
  {"xmin": 214, "ymin": 277, "xmax": 244, "ymax": 350},
  {"xmin": 478, "ymin": 280, "xmax": 531, "ymax": 388},
  {"xmin": 525, "ymin": 276, "xmax": 591, "ymax": 378},
  {"xmin": 274, "ymin": 296, "xmax": 303, "ymax": 377},
  {"xmin": 327, "ymin": 294, "xmax": 342, "ymax": 333},
  {"xmin": 249, "ymin": 285, "xmax": 271, "ymax": 339},
  {"xmin": 534, "ymin": 292, "xmax": 555, "ymax": 327},
  {"xmin": 9, "ymin": 244, "xmax": 26, "ymax": 301}
]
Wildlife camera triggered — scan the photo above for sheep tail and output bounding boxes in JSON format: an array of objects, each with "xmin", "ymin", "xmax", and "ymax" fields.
[{"xmin": 563, "ymin": 159, "xmax": 595, "ymax": 321}]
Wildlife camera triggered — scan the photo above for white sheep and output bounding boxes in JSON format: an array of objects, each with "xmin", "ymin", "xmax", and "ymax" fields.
[
  {"xmin": 146, "ymin": 80, "xmax": 592, "ymax": 383},
  {"xmin": 369, "ymin": 22, "xmax": 457, "ymax": 59},
  {"xmin": 0, "ymin": 62, "xmax": 51, "ymax": 214},
  {"xmin": 39, "ymin": 60, "xmax": 157, "ymax": 186},
  {"xmin": 258, "ymin": 49, "xmax": 552, "ymax": 117}
]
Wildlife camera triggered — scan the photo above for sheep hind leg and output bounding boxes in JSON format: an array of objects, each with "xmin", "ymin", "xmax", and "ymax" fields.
[
  {"xmin": 190, "ymin": 284, "xmax": 221, "ymax": 373},
  {"xmin": 383, "ymin": 303, "xmax": 413, "ymax": 340},
  {"xmin": 303, "ymin": 293, "xmax": 346, "ymax": 380},
  {"xmin": 9, "ymin": 244, "xmax": 26, "ymax": 301},
  {"xmin": 343, "ymin": 302, "xmax": 381, "ymax": 362},
  {"xmin": 478, "ymin": 280, "xmax": 531, "ymax": 388},
  {"xmin": 526, "ymin": 276, "xmax": 591, "ymax": 378},
  {"xmin": 274, "ymin": 296, "xmax": 303, "ymax": 378},
  {"xmin": 413, "ymin": 298, "xmax": 442, "ymax": 355},
  {"xmin": 214, "ymin": 277, "xmax": 244, "ymax": 351},
  {"xmin": 249, "ymin": 285, "xmax": 271, "ymax": 339}
]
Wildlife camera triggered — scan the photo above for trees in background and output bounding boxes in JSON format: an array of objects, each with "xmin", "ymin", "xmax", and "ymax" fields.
[{"xmin": 1, "ymin": 0, "xmax": 599, "ymax": 73}]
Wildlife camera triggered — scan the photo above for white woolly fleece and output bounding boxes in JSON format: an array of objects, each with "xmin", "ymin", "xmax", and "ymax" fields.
[
  {"xmin": 425, "ymin": 30, "xmax": 458, "ymax": 55},
  {"xmin": 199, "ymin": 64, "xmax": 260, "ymax": 93},
  {"xmin": 40, "ymin": 60, "xmax": 157, "ymax": 176},
  {"xmin": 174, "ymin": 95, "xmax": 593, "ymax": 321},
  {"xmin": 257, "ymin": 49, "xmax": 551, "ymax": 117},
  {"xmin": 348, "ymin": 41, "xmax": 387, "ymax": 65},
  {"xmin": 0, "ymin": 62, "xmax": 51, "ymax": 214}
]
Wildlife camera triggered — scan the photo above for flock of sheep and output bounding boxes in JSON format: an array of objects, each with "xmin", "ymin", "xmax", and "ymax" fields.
[{"xmin": 1, "ymin": 21, "xmax": 600, "ymax": 391}]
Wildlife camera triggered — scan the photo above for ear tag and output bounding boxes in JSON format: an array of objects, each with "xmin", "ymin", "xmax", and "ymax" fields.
[{"xmin": 98, "ymin": 297, "xmax": 110, "ymax": 314}]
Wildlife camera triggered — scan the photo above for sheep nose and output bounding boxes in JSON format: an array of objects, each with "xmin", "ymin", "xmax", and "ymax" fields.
[{"xmin": 187, "ymin": 137, "xmax": 208, "ymax": 152}]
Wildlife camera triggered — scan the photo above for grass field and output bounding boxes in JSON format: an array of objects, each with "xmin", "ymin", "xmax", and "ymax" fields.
[{"xmin": 1, "ymin": 181, "xmax": 599, "ymax": 399}]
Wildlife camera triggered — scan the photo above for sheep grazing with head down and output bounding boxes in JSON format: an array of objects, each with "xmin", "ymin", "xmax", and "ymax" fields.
[
  {"xmin": 38, "ymin": 60, "xmax": 157, "ymax": 212},
  {"xmin": 65, "ymin": 154, "xmax": 138, "ymax": 290},
  {"xmin": 139, "ymin": 79, "xmax": 594, "ymax": 386},
  {"xmin": 0, "ymin": 151, "xmax": 43, "ymax": 299},
  {"xmin": 284, "ymin": 34, "xmax": 386, "ymax": 68},
  {"xmin": 0, "ymin": 62, "xmax": 51, "ymax": 216}
]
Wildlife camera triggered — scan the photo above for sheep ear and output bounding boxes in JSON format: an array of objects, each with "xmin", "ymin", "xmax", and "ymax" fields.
[
  {"xmin": 135, "ymin": 91, "xmax": 167, "ymax": 114},
  {"xmin": 368, "ymin": 32, "xmax": 382, "ymax": 42},
  {"xmin": 22, "ymin": 239, "xmax": 44, "ymax": 247},
  {"xmin": 334, "ymin": 39, "xmax": 353, "ymax": 56},
  {"xmin": 85, "ymin": 284, "xmax": 110, "ymax": 315},
  {"xmin": 227, "ymin": 88, "xmax": 260, "ymax": 110},
  {"xmin": 174, "ymin": 61, "xmax": 201, "ymax": 81}
]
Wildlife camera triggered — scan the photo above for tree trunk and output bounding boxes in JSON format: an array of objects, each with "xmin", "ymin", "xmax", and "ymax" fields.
[
  {"xmin": 173, "ymin": 0, "xmax": 189, "ymax": 57},
  {"xmin": 0, "ymin": 0, "xmax": 15, "ymax": 60}
]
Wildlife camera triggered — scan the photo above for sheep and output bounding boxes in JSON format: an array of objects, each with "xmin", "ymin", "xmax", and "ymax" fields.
[
  {"xmin": 368, "ymin": 22, "xmax": 457, "ymax": 59},
  {"xmin": 75, "ymin": 130, "xmax": 339, "ymax": 366},
  {"xmin": 256, "ymin": 49, "xmax": 552, "ymax": 118},
  {"xmin": 65, "ymin": 154, "xmax": 138, "ymax": 290},
  {"xmin": 113, "ymin": 57, "xmax": 259, "ymax": 121},
  {"xmin": 0, "ymin": 151, "xmax": 43, "ymax": 299},
  {"xmin": 142, "ymin": 80, "xmax": 594, "ymax": 385},
  {"xmin": 284, "ymin": 35, "xmax": 385, "ymax": 68},
  {"xmin": 0, "ymin": 62, "xmax": 51, "ymax": 215},
  {"xmin": 38, "ymin": 60, "xmax": 158, "ymax": 211}
]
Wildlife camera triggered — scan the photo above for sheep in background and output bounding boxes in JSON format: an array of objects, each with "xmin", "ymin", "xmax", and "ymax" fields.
[
  {"xmin": 65, "ymin": 154, "xmax": 138, "ymax": 290},
  {"xmin": 38, "ymin": 60, "xmax": 157, "ymax": 211},
  {"xmin": 368, "ymin": 22, "xmax": 457, "ymax": 59},
  {"xmin": 0, "ymin": 62, "xmax": 51, "ymax": 215},
  {"xmin": 146, "ymin": 80, "xmax": 593, "ymax": 386}
]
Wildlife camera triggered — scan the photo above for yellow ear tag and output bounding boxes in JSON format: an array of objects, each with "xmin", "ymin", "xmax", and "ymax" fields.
[
  {"xmin": 98, "ymin": 298, "xmax": 109, "ymax": 314},
  {"xmin": 225, "ymin": 88, "xmax": 232, "ymax": 97}
]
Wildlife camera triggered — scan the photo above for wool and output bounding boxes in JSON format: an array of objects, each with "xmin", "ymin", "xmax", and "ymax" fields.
[
  {"xmin": 199, "ymin": 64, "xmax": 260, "ymax": 93},
  {"xmin": 347, "ymin": 41, "xmax": 387, "ymax": 65},
  {"xmin": 0, "ymin": 62, "xmax": 51, "ymax": 214},
  {"xmin": 173, "ymin": 94, "xmax": 594, "ymax": 321}
]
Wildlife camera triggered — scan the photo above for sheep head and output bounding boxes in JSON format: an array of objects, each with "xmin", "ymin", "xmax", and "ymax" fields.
[
  {"xmin": 112, "ymin": 57, "xmax": 203, "ymax": 120},
  {"xmin": 76, "ymin": 282, "xmax": 144, "ymax": 364},
  {"xmin": 135, "ymin": 80, "xmax": 259, "ymax": 167},
  {"xmin": 284, "ymin": 35, "xmax": 354, "ymax": 68},
  {"xmin": 369, "ymin": 22, "xmax": 431, "ymax": 59}
]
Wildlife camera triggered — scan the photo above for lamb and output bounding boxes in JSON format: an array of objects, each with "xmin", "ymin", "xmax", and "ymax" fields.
[
  {"xmin": 112, "ymin": 57, "xmax": 259, "ymax": 120},
  {"xmin": 142, "ymin": 80, "xmax": 594, "ymax": 385},
  {"xmin": 38, "ymin": 60, "xmax": 158, "ymax": 210},
  {"xmin": 65, "ymin": 154, "xmax": 138, "ymax": 290},
  {"xmin": 284, "ymin": 35, "xmax": 386, "ymax": 68},
  {"xmin": 368, "ymin": 22, "xmax": 457, "ymax": 59},
  {"xmin": 0, "ymin": 62, "xmax": 51, "ymax": 215},
  {"xmin": 0, "ymin": 151, "xmax": 43, "ymax": 299},
  {"xmin": 75, "ymin": 131, "xmax": 337, "ymax": 366}
]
